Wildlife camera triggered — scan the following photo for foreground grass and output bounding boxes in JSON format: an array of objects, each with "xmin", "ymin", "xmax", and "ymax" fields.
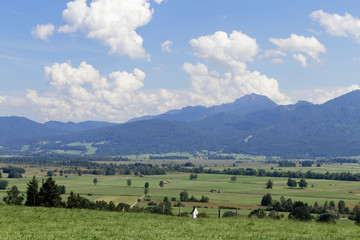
[{"xmin": 1, "ymin": 205, "xmax": 360, "ymax": 239}]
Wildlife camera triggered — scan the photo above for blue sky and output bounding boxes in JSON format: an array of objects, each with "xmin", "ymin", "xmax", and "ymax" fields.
[{"xmin": 1, "ymin": 0, "xmax": 360, "ymax": 122}]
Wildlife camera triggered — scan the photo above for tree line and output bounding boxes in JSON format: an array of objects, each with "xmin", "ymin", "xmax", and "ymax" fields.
[
  {"xmin": 259, "ymin": 193, "xmax": 360, "ymax": 224},
  {"xmin": 164, "ymin": 163, "xmax": 360, "ymax": 182}
]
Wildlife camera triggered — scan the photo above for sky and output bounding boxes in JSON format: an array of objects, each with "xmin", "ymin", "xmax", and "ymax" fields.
[{"xmin": 1, "ymin": 0, "xmax": 360, "ymax": 123}]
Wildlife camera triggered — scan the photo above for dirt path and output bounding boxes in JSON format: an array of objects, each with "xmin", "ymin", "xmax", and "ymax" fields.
[{"xmin": 130, "ymin": 195, "xmax": 145, "ymax": 208}]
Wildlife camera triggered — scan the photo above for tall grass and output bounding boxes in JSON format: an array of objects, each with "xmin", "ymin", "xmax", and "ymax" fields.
[{"xmin": 1, "ymin": 205, "xmax": 360, "ymax": 239}]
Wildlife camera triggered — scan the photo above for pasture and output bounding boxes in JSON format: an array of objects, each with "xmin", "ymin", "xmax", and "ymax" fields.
[
  {"xmin": 1, "ymin": 205, "xmax": 360, "ymax": 240},
  {"xmin": 1, "ymin": 159, "xmax": 360, "ymax": 218}
]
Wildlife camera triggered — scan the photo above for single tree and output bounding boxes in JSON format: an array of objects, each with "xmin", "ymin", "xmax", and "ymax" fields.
[
  {"xmin": 144, "ymin": 182, "xmax": 149, "ymax": 188},
  {"xmin": 3, "ymin": 185, "xmax": 24, "ymax": 205},
  {"xmin": 0, "ymin": 180, "xmax": 8, "ymax": 190},
  {"xmin": 58, "ymin": 185, "xmax": 66, "ymax": 194},
  {"xmin": 338, "ymin": 200, "xmax": 346, "ymax": 214},
  {"xmin": 287, "ymin": 178, "xmax": 297, "ymax": 188},
  {"xmin": 261, "ymin": 193, "xmax": 273, "ymax": 206},
  {"xmin": 231, "ymin": 176, "xmax": 237, "ymax": 182},
  {"xmin": 266, "ymin": 179, "xmax": 273, "ymax": 189},
  {"xmin": 329, "ymin": 200, "xmax": 336, "ymax": 210},
  {"xmin": 159, "ymin": 181, "xmax": 164, "ymax": 187},
  {"xmin": 93, "ymin": 178, "xmax": 98, "ymax": 186},
  {"xmin": 180, "ymin": 190, "xmax": 189, "ymax": 201},
  {"xmin": 288, "ymin": 206, "xmax": 311, "ymax": 221},
  {"xmin": 298, "ymin": 179, "xmax": 307, "ymax": 189},
  {"xmin": 127, "ymin": 179, "xmax": 132, "ymax": 187},
  {"xmin": 189, "ymin": 173, "xmax": 198, "ymax": 180},
  {"xmin": 38, "ymin": 177, "xmax": 62, "ymax": 207},
  {"xmin": 25, "ymin": 176, "xmax": 39, "ymax": 206}
]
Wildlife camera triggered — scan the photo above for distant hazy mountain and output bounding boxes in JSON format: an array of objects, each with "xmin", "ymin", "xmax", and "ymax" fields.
[
  {"xmin": 43, "ymin": 121, "xmax": 117, "ymax": 133},
  {"xmin": 0, "ymin": 117, "xmax": 116, "ymax": 148},
  {"xmin": 42, "ymin": 119, "xmax": 216, "ymax": 155},
  {"xmin": 3, "ymin": 91, "xmax": 360, "ymax": 157},
  {"xmin": 128, "ymin": 93, "xmax": 278, "ymax": 123}
]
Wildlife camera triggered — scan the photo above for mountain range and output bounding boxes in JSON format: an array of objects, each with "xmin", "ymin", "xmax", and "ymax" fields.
[{"xmin": 2, "ymin": 91, "xmax": 360, "ymax": 157}]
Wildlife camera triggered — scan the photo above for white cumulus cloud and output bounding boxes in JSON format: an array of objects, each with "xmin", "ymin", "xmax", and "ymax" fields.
[
  {"xmin": 190, "ymin": 30, "xmax": 259, "ymax": 72},
  {"xmin": 185, "ymin": 30, "xmax": 291, "ymax": 105},
  {"xmin": 31, "ymin": 23, "xmax": 55, "ymax": 41},
  {"xmin": 58, "ymin": 0, "xmax": 153, "ymax": 59},
  {"xmin": 161, "ymin": 40, "xmax": 173, "ymax": 53},
  {"xmin": 292, "ymin": 53, "xmax": 308, "ymax": 67},
  {"xmin": 288, "ymin": 84, "xmax": 360, "ymax": 104},
  {"xmin": 311, "ymin": 10, "xmax": 360, "ymax": 42},
  {"xmin": 268, "ymin": 34, "xmax": 326, "ymax": 66},
  {"xmin": 154, "ymin": 0, "xmax": 166, "ymax": 4}
]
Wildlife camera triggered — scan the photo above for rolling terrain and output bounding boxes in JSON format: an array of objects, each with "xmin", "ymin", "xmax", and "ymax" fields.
[{"xmin": 2, "ymin": 91, "xmax": 360, "ymax": 157}]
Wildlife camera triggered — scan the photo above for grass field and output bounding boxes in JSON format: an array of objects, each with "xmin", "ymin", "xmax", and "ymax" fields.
[
  {"xmin": 2, "ymin": 169, "xmax": 360, "ymax": 217},
  {"xmin": 1, "ymin": 205, "xmax": 360, "ymax": 240}
]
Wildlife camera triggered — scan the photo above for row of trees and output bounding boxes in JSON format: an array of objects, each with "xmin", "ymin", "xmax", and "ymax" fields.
[
  {"xmin": 179, "ymin": 190, "xmax": 209, "ymax": 203},
  {"xmin": 165, "ymin": 163, "xmax": 360, "ymax": 182},
  {"xmin": 259, "ymin": 193, "xmax": 360, "ymax": 224}
]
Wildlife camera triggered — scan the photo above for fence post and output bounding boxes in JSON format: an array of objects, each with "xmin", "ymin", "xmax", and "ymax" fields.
[
  {"xmin": 179, "ymin": 205, "xmax": 182, "ymax": 217},
  {"xmin": 218, "ymin": 207, "xmax": 222, "ymax": 218}
]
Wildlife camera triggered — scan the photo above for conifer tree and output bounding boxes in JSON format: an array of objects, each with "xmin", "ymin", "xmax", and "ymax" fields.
[{"xmin": 25, "ymin": 176, "xmax": 39, "ymax": 206}]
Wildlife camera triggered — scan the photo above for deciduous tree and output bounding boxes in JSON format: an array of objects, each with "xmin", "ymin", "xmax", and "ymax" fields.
[{"xmin": 3, "ymin": 185, "xmax": 24, "ymax": 205}]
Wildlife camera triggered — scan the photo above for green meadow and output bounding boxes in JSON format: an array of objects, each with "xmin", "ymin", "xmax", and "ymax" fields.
[
  {"xmin": 2, "ymin": 169, "xmax": 360, "ymax": 216},
  {"xmin": 1, "ymin": 205, "xmax": 360, "ymax": 240}
]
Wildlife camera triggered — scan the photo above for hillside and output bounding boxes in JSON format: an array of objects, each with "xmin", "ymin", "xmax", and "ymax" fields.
[
  {"xmin": 3, "ymin": 91, "xmax": 360, "ymax": 157},
  {"xmin": 128, "ymin": 93, "xmax": 278, "ymax": 122},
  {"xmin": 39, "ymin": 119, "xmax": 216, "ymax": 155},
  {"xmin": 0, "ymin": 205, "xmax": 358, "ymax": 240}
]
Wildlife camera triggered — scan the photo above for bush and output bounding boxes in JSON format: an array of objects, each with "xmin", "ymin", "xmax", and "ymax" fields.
[
  {"xmin": 174, "ymin": 202, "xmax": 185, "ymax": 207},
  {"xmin": 317, "ymin": 209, "xmax": 339, "ymax": 224},
  {"xmin": 268, "ymin": 210, "xmax": 281, "ymax": 219},
  {"xmin": 7, "ymin": 171, "xmax": 23, "ymax": 178},
  {"xmin": 0, "ymin": 180, "xmax": 8, "ymax": 190},
  {"xmin": 248, "ymin": 208, "xmax": 266, "ymax": 218},
  {"xmin": 116, "ymin": 203, "xmax": 130, "ymax": 212},
  {"xmin": 289, "ymin": 206, "xmax": 312, "ymax": 221},
  {"xmin": 223, "ymin": 211, "xmax": 236, "ymax": 218},
  {"xmin": 197, "ymin": 211, "xmax": 209, "ymax": 218}
]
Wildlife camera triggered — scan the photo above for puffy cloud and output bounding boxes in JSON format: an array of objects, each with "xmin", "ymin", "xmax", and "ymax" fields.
[
  {"xmin": 161, "ymin": 40, "xmax": 173, "ymax": 53},
  {"xmin": 184, "ymin": 30, "xmax": 291, "ymax": 106},
  {"xmin": 292, "ymin": 53, "xmax": 308, "ymax": 67},
  {"xmin": 58, "ymin": 0, "xmax": 152, "ymax": 59},
  {"xmin": 183, "ymin": 62, "xmax": 290, "ymax": 106},
  {"xmin": 271, "ymin": 58, "xmax": 285, "ymax": 64},
  {"xmin": 16, "ymin": 61, "xmax": 186, "ymax": 122},
  {"xmin": 268, "ymin": 34, "xmax": 326, "ymax": 66},
  {"xmin": 289, "ymin": 84, "xmax": 360, "ymax": 104},
  {"xmin": 154, "ymin": 0, "xmax": 166, "ymax": 4},
  {"xmin": 189, "ymin": 30, "xmax": 259, "ymax": 72},
  {"xmin": 311, "ymin": 10, "xmax": 360, "ymax": 42},
  {"xmin": 31, "ymin": 23, "xmax": 55, "ymax": 41}
]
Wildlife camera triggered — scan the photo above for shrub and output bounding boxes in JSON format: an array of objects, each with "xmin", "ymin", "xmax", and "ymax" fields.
[
  {"xmin": 197, "ymin": 211, "xmax": 209, "ymax": 218},
  {"xmin": 0, "ymin": 180, "xmax": 8, "ymax": 190},
  {"xmin": 248, "ymin": 208, "xmax": 266, "ymax": 218},
  {"xmin": 289, "ymin": 206, "xmax": 312, "ymax": 221},
  {"xmin": 223, "ymin": 211, "xmax": 236, "ymax": 218},
  {"xmin": 317, "ymin": 209, "xmax": 339, "ymax": 224}
]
